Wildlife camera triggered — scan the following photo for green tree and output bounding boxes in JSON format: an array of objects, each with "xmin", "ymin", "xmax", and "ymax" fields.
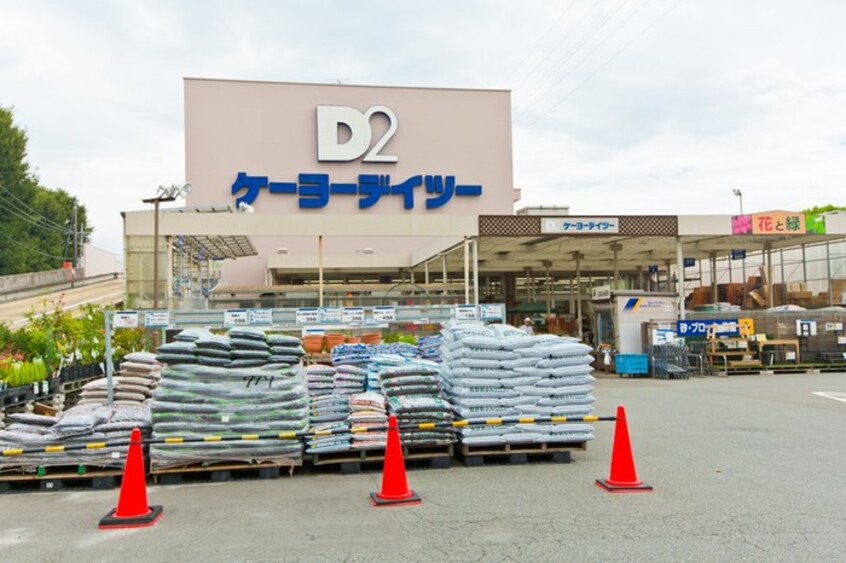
[{"xmin": 0, "ymin": 106, "xmax": 92, "ymax": 274}]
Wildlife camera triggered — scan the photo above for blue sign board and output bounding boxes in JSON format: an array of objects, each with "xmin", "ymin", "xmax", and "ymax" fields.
[
  {"xmin": 683, "ymin": 258, "xmax": 695, "ymax": 268},
  {"xmin": 231, "ymin": 172, "xmax": 482, "ymax": 210},
  {"xmin": 676, "ymin": 319, "xmax": 740, "ymax": 337},
  {"xmin": 731, "ymin": 249, "xmax": 746, "ymax": 260}
]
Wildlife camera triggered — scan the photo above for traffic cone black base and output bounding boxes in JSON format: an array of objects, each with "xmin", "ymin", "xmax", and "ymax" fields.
[
  {"xmin": 369, "ymin": 491, "xmax": 421, "ymax": 507},
  {"xmin": 595, "ymin": 479, "xmax": 653, "ymax": 493},
  {"xmin": 99, "ymin": 505, "xmax": 164, "ymax": 529}
]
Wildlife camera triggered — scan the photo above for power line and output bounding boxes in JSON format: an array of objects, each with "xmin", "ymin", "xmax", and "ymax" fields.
[
  {"xmin": 513, "ymin": 0, "xmax": 630, "ymax": 118},
  {"xmin": 0, "ymin": 184, "xmax": 74, "ymax": 232},
  {"xmin": 503, "ymin": 0, "xmax": 579, "ymax": 84},
  {"xmin": 514, "ymin": 0, "xmax": 653, "ymax": 125},
  {"xmin": 0, "ymin": 228, "xmax": 68, "ymax": 261},
  {"xmin": 519, "ymin": 0, "xmax": 686, "ymax": 133},
  {"xmin": 1, "ymin": 203, "xmax": 72, "ymax": 235},
  {"xmin": 510, "ymin": 0, "xmax": 606, "ymax": 98}
]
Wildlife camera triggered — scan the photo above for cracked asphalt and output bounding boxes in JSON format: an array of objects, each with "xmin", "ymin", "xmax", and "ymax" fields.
[{"xmin": 1, "ymin": 372, "xmax": 844, "ymax": 562}]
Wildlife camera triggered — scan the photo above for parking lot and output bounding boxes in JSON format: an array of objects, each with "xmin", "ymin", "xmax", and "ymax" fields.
[{"xmin": 2, "ymin": 372, "xmax": 844, "ymax": 562}]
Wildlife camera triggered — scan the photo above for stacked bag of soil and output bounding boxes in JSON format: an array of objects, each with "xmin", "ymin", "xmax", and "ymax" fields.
[
  {"xmin": 78, "ymin": 352, "xmax": 161, "ymax": 406},
  {"xmin": 378, "ymin": 359, "xmax": 455, "ymax": 447},
  {"xmin": 333, "ymin": 365, "xmax": 367, "ymax": 396},
  {"xmin": 348, "ymin": 391, "xmax": 387, "ymax": 449},
  {"xmin": 440, "ymin": 322, "xmax": 595, "ymax": 447},
  {"xmin": 0, "ymin": 404, "xmax": 151, "ymax": 471},
  {"xmin": 149, "ymin": 329, "xmax": 309, "ymax": 468},
  {"xmin": 418, "ymin": 335, "xmax": 444, "ymax": 363}
]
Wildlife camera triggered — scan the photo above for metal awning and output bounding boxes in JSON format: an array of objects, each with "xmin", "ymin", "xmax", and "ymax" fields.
[{"xmin": 166, "ymin": 205, "xmax": 258, "ymax": 260}]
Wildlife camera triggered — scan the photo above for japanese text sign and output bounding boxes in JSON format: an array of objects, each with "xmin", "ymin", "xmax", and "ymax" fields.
[
  {"xmin": 541, "ymin": 217, "xmax": 619, "ymax": 234},
  {"xmin": 732, "ymin": 211, "xmax": 805, "ymax": 235}
]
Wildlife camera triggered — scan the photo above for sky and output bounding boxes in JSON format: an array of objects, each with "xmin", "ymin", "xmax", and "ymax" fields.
[{"xmin": 1, "ymin": 0, "xmax": 845, "ymax": 256}]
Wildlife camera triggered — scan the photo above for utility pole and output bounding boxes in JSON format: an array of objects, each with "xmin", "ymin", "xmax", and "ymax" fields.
[{"xmin": 71, "ymin": 204, "xmax": 78, "ymax": 287}]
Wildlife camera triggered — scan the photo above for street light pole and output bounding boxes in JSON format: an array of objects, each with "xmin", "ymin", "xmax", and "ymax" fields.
[
  {"xmin": 142, "ymin": 196, "xmax": 175, "ymax": 310},
  {"xmin": 732, "ymin": 188, "xmax": 744, "ymax": 215},
  {"xmin": 143, "ymin": 183, "xmax": 191, "ymax": 311}
]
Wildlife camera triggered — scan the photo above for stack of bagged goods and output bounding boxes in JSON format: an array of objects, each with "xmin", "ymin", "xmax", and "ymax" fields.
[
  {"xmin": 268, "ymin": 334, "xmax": 305, "ymax": 365},
  {"xmin": 348, "ymin": 391, "xmax": 388, "ymax": 449},
  {"xmin": 418, "ymin": 335, "xmax": 444, "ymax": 363},
  {"xmin": 306, "ymin": 364, "xmax": 336, "ymax": 398},
  {"xmin": 304, "ymin": 364, "xmax": 352, "ymax": 454},
  {"xmin": 330, "ymin": 343, "xmax": 371, "ymax": 367},
  {"xmin": 439, "ymin": 322, "xmax": 595, "ymax": 447},
  {"xmin": 364, "ymin": 354, "xmax": 409, "ymax": 392},
  {"xmin": 193, "ymin": 334, "xmax": 233, "ymax": 368},
  {"xmin": 379, "ymin": 358, "xmax": 454, "ymax": 446},
  {"xmin": 149, "ymin": 329, "xmax": 309, "ymax": 468},
  {"xmin": 0, "ymin": 404, "xmax": 151, "ymax": 470},
  {"xmin": 228, "ymin": 328, "xmax": 271, "ymax": 368},
  {"xmin": 333, "ymin": 365, "xmax": 367, "ymax": 396},
  {"xmin": 374, "ymin": 342, "xmax": 419, "ymax": 358},
  {"xmin": 78, "ymin": 352, "xmax": 162, "ymax": 406}
]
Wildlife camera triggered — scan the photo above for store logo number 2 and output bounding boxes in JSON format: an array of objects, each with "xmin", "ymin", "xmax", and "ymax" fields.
[{"xmin": 316, "ymin": 105, "xmax": 398, "ymax": 163}]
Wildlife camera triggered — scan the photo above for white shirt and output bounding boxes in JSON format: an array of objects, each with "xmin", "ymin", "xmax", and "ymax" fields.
[{"xmin": 519, "ymin": 324, "xmax": 534, "ymax": 335}]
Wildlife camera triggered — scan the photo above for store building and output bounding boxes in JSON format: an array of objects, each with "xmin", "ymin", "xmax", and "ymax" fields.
[{"xmin": 123, "ymin": 79, "xmax": 846, "ymax": 332}]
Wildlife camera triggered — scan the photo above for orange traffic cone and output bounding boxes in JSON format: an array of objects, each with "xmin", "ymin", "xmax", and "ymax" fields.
[
  {"xmin": 99, "ymin": 427, "xmax": 163, "ymax": 529},
  {"xmin": 370, "ymin": 414, "xmax": 421, "ymax": 507},
  {"xmin": 596, "ymin": 405, "xmax": 652, "ymax": 493}
]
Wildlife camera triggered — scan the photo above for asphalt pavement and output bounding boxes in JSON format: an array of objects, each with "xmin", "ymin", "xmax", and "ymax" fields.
[{"xmin": 1, "ymin": 372, "xmax": 844, "ymax": 562}]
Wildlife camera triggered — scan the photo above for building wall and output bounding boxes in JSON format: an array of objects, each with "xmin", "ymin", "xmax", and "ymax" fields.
[
  {"xmin": 183, "ymin": 79, "xmax": 515, "ymax": 285},
  {"xmin": 82, "ymin": 243, "xmax": 122, "ymax": 277},
  {"xmin": 184, "ymin": 79, "xmax": 515, "ymax": 217}
]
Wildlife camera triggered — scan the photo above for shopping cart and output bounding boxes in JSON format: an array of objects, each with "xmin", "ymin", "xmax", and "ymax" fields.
[{"xmin": 649, "ymin": 342, "xmax": 690, "ymax": 379}]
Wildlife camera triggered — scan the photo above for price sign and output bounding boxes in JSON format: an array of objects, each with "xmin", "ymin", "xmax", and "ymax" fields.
[
  {"xmin": 144, "ymin": 310, "xmax": 170, "ymax": 328},
  {"xmin": 296, "ymin": 308, "xmax": 320, "ymax": 324},
  {"xmin": 319, "ymin": 307, "xmax": 342, "ymax": 323},
  {"xmin": 113, "ymin": 311, "xmax": 139, "ymax": 329},
  {"xmin": 480, "ymin": 304, "xmax": 505, "ymax": 321},
  {"xmin": 455, "ymin": 305, "xmax": 478, "ymax": 321},
  {"xmin": 372, "ymin": 306, "xmax": 396, "ymax": 323},
  {"xmin": 248, "ymin": 308, "xmax": 273, "ymax": 325},
  {"xmin": 342, "ymin": 307, "xmax": 365, "ymax": 324},
  {"xmin": 224, "ymin": 309, "xmax": 249, "ymax": 327}
]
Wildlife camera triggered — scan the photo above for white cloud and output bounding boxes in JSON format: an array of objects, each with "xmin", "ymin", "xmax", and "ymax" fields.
[{"xmin": 1, "ymin": 0, "xmax": 845, "ymax": 256}]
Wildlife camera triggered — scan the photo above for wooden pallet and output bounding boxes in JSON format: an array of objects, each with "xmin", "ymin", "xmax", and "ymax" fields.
[
  {"xmin": 457, "ymin": 441, "xmax": 588, "ymax": 467},
  {"xmin": 151, "ymin": 459, "xmax": 301, "ymax": 485},
  {"xmin": 59, "ymin": 376, "xmax": 101, "ymax": 394},
  {"xmin": 0, "ymin": 464, "xmax": 123, "ymax": 494},
  {"xmin": 308, "ymin": 444, "xmax": 453, "ymax": 474}
]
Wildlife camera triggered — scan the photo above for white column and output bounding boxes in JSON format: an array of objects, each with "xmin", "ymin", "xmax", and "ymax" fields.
[
  {"xmin": 676, "ymin": 238, "xmax": 686, "ymax": 320},
  {"xmin": 472, "ymin": 238, "xmax": 480, "ymax": 306},
  {"xmin": 574, "ymin": 252, "xmax": 583, "ymax": 340},
  {"xmin": 424, "ymin": 261, "xmax": 430, "ymax": 285},
  {"xmin": 463, "ymin": 237, "xmax": 470, "ymax": 304},
  {"xmin": 318, "ymin": 235, "xmax": 324, "ymax": 307}
]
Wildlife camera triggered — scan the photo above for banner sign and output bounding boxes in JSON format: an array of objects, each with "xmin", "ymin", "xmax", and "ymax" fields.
[
  {"xmin": 224, "ymin": 309, "xmax": 249, "ymax": 327},
  {"xmin": 479, "ymin": 304, "xmax": 505, "ymax": 321},
  {"xmin": 541, "ymin": 217, "xmax": 619, "ymax": 234},
  {"xmin": 341, "ymin": 307, "xmax": 366, "ymax": 324},
  {"xmin": 295, "ymin": 308, "xmax": 320, "ymax": 325},
  {"xmin": 319, "ymin": 307, "xmax": 343, "ymax": 323},
  {"xmin": 372, "ymin": 306, "xmax": 396, "ymax": 322},
  {"xmin": 248, "ymin": 309, "xmax": 273, "ymax": 325},
  {"xmin": 113, "ymin": 311, "xmax": 139, "ymax": 329},
  {"xmin": 676, "ymin": 318, "xmax": 754, "ymax": 337},
  {"xmin": 455, "ymin": 305, "xmax": 478, "ymax": 321},
  {"xmin": 143, "ymin": 310, "xmax": 170, "ymax": 328}
]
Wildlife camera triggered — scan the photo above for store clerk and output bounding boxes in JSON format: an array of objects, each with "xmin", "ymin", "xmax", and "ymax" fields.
[{"xmin": 519, "ymin": 317, "xmax": 535, "ymax": 335}]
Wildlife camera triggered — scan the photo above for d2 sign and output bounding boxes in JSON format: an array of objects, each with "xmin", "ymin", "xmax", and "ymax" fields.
[{"xmin": 316, "ymin": 105, "xmax": 398, "ymax": 163}]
